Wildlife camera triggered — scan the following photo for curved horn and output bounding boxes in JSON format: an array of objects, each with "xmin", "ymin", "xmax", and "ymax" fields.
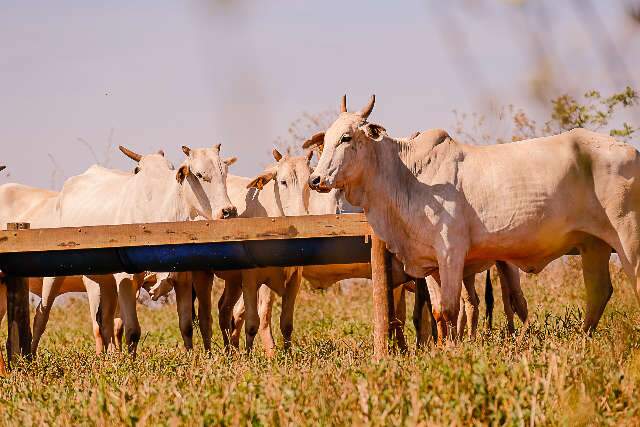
[
  {"xmin": 119, "ymin": 145, "xmax": 143, "ymax": 162},
  {"xmin": 340, "ymin": 94, "xmax": 347, "ymax": 113},
  {"xmin": 359, "ymin": 94, "xmax": 375, "ymax": 119}
]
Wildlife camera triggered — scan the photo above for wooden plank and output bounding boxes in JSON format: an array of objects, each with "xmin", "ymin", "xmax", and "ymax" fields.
[
  {"xmin": 0, "ymin": 214, "xmax": 371, "ymax": 254},
  {"xmin": 5, "ymin": 275, "xmax": 31, "ymax": 368},
  {"xmin": 371, "ymin": 235, "xmax": 390, "ymax": 360}
]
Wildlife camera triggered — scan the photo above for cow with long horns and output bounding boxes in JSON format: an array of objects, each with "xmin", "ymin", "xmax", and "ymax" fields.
[{"xmin": 310, "ymin": 94, "xmax": 640, "ymax": 338}]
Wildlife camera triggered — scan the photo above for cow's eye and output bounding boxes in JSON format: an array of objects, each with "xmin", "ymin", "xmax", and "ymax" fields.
[
  {"xmin": 341, "ymin": 134, "xmax": 352, "ymax": 143},
  {"xmin": 196, "ymin": 172, "xmax": 203, "ymax": 179},
  {"xmin": 280, "ymin": 180, "xmax": 287, "ymax": 187},
  {"xmin": 134, "ymin": 167, "xmax": 140, "ymax": 174}
]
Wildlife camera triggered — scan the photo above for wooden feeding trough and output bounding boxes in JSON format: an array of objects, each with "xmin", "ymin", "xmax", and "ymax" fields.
[{"xmin": 0, "ymin": 214, "xmax": 398, "ymax": 365}]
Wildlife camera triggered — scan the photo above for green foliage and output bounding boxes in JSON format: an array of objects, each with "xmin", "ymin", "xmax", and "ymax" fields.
[
  {"xmin": 548, "ymin": 86, "xmax": 638, "ymax": 140},
  {"xmin": 1, "ymin": 261, "xmax": 640, "ymax": 425},
  {"xmin": 453, "ymin": 87, "xmax": 638, "ymax": 145}
]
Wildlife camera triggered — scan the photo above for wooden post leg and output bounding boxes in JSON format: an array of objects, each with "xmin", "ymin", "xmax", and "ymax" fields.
[
  {"xmin": 371, "ymin": 235, "xmax": 394, "ymax": 359},
  {"xmin": 6, "ymin": 275, "xmax": 31, "ymax": 368}
]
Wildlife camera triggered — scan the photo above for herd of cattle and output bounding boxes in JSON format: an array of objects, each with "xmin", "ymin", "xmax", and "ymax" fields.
[{"xmin": 2, "ymin": 94, "xmax": 640, "ymax": 373}]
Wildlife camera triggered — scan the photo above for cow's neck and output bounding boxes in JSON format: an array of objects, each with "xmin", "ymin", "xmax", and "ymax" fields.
[{"xmin": 344, "ymin": 137, "xmax": 440, "ymax": 257}]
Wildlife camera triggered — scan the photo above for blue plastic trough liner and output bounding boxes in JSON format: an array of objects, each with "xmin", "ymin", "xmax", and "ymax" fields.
[{"xmin": 0, "ymin": 236, "xmax": 372, "ymax": 277}]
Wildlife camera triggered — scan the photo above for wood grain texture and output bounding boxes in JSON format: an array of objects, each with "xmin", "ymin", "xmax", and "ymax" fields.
[
  {"xmin": 0, "ymin": 214, "xmax": 371, "ymax": 254},
  {"xmin": 371, "ymin": 235, "xmax": 391, "ymax": 360},
  {"xmin": 5, "ymin": 276, "xmax": 31, "ymax": 367}
]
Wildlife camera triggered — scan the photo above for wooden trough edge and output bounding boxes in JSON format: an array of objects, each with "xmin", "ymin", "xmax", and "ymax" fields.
[{"xmin": 0, "ymin": 214, "xmax": 372, "ymax": 254}]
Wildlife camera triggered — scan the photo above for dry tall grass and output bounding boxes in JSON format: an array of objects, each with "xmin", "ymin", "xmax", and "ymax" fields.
[{"xmin": 1, "ymin": 259, "xmax": 639, "ymax": 425}]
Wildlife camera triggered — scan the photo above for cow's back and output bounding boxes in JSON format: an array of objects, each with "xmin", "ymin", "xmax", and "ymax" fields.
[{"xmin": 0, "ymin": 183, "xmax": 59, "ymax": 228}]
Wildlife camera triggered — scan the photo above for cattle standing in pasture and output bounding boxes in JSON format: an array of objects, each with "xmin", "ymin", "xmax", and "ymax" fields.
[
  {"xmin": 304, "ymin": 124, "xmax": 528, "ymax": 342},
  {"xmin": 8, "ymin": 145, "xmax": 235, "ymax": 357},
  {"xmin": 310, "ymin": 95, "xmax": 639, "ymax": 338},
  {"xmin": 56, "ymin": 144, "xmax": 235, "ymax": 355},
  {"xmin": 145, "ymin": 150, "xmax": 312, "ymax": 355},
  {"xmin": 0, "ymin": 179, "xmax": 122, "ymax": 355}
]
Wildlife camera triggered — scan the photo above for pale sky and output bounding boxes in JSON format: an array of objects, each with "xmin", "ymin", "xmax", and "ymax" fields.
[{"xmin": 1, "ymin": 0, "xmax": 639, "ymax": 189}]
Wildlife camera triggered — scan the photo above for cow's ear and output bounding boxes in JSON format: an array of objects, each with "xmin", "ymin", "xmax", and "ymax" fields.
[
  {"xmin": 223, "ymin": 157, "xmax": 237, "ymax": 167},
  {"xmin": 176, "ymin": 165, "xmax": 190, "ymax": 183},
  {"xmin": 359, "ymin": 122, "xmax": 387, "ymax": 141},
  {"xmin": 302, "ymin": 132, "xmax": 325, "ymax": 151},
  {"xmin": 272, "ymin": 149, "xmax": 283, "ymax": 162},
  {"xmin": 246, "ymin": 170, "xmax": 276, "ymax": 190}
]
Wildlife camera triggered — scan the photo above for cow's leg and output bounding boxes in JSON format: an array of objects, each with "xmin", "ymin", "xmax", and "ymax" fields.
[
  {"xmin": 115, "ymin": 274, "xmax": 141, "ymax": 356},
  {"xmin": 456, "ymin": 287, "xmax": 468, "ymax": 338},
  {"xmin": 31, "ymin": 276, "xmax": 64, "ymax": 355},
  {"xmin": 437, "ymin": 251, "xmax": 465, "ymax": 342},
  {"xmin": 497, "ymin": 265, "xmax": 517, "ymax": 334},
  {"xmin": 459, "ymin": 274, "xmax": 479, "ymax": 339},
  {"xmin": 0, "ymin": 282, "xmax": 6, "ymax": 376},
  {"xmin": 280, "ymin": 268, "xmax": 302, "ymax": 352},
  {"xmin": 218, "ymin": 273, "xmax": 242, "ymax": 350},
  {"xmin": 192, "ymin": 271, "xmax": 213, "ymax": 352},
  {"xmin": 101, "ymin": 277, "xmax": 119, "ymax": 353},
  {"xmin": 83, "ymin": 276, "xmax": 117, "ymax": 354},
  {"xmin": 241, "ymin": 270, "xmax": 260, "ymax": 353},
  {"xmin": 258, "ymin": 285, "xmax": 276, "ymax": 357},
  {"xmin": 484, "ymin": 269, "xmax": 494, "ymax": 331},
  {"xmin": 230, "ymin": 297, "xmax": 245, "ymax": 349},
  {"xmin": 412, "ymin": 278, "xmax": 435, "ymax": 348},
  {"xmin": 113, "ymin": 309, "xmax": 123, "ymax": 352},
  {"xmin": 426, "ymin": 275, "xmax": 447, "ymax": 344},
  {"xmin": 392, "ymin": 285, "xmax": 408, "ymax": 353},
  {"xmin": 174, "ymin": 279, "xmax": 194, "ymax": 350},
  {"xmin": 581, "ymin": 237, "xmax": 613, "ymax": 333},
  {"xmin": 496, "ymin": 261, "xmax": 527, "ymax": 323}
]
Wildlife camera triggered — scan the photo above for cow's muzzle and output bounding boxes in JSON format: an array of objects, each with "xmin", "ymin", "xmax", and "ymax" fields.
[
  {"xmin": 308, "ymin": 176, "xmax": 331, "ymax": 193},
  {"xmin": 221, "ymin": 206, "xmax": 238, "ymax": 219}
]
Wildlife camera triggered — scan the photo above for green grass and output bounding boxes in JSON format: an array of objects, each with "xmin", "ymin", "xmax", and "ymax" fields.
[{"xmin": 2, "ymin": 259, "xmax": 640, "ymax": 426}]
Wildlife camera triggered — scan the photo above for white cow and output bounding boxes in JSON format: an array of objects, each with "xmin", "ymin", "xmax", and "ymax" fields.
[
  {"xmin": 0, "ymin": 178, "xmax": 125, "ymax": 355},
  {"xmin": 310, "ymin": 95, "xmax": 640, "ymax": 337},
  {"xmin": 304, "ymin": 128, "xmax": 528, "ymax": 341},
  {"xmin": 35, "ymin": 144, "xmax": 236, "ymax": 355},
  {"xmin": 145, "ymin": 150, "xmax": 312, "ymax": 355}
]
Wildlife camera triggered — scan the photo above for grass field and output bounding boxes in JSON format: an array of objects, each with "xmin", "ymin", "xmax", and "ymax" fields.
[{"xmin": 1, "ymin": 259, "xmax": 640, "ymax": 426}]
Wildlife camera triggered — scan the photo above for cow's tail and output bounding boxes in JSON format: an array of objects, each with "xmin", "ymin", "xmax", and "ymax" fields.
[{"xmin": 485, "ymin": 269, "xmax": 494, "ymax": 330}]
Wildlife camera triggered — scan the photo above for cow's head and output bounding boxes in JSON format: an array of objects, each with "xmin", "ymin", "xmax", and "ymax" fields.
[
  {"xmin": 141, "ymin": 272, "xmax": 175, "ymax": 301},
  {"xmin": 119, "ymin": 146, "xmax": 174, "ymax": 174},
  {"xmin": 308, "ymin": 95, "xmax": 385, "ymax": 193},
  {"xmin": 178, "ymin": 144, "xmax": 238, "ymax": 219},
  {"xmin": 246, "ymin": 149, "xmax": 313, "ymax": 216}
]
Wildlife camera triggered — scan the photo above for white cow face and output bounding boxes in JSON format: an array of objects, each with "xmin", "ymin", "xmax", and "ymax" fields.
[
  {"xmin": 308, "ymin": 95, "xmax": 384, "ymax": 193},
  {"xmin": 247, "ymin": 150, "xmax": 313, "ymax": 216},
  {"xmin": 179, "ymin": 144, "xmax": 238, "ymax": 219}
]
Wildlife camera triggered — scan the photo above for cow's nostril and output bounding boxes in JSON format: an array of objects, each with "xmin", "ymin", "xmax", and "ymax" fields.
[
  {"xmin": 222, "ymin": 207, "xmax": 237, "ymax": 219},
  {"xmin": 309, "ymin": 176, "xmax": 321, "ymax": 188}
]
